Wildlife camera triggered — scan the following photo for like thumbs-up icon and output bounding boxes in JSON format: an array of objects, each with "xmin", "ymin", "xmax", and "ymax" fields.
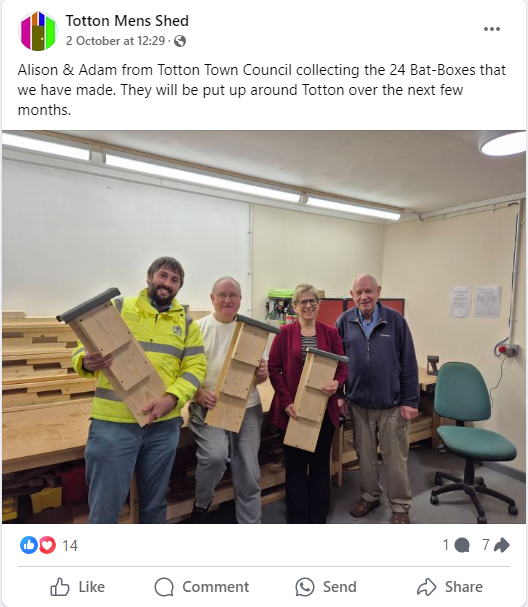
[{"xmin": 50, "ymin": 578, "xmax": 70, "ymax": 596}]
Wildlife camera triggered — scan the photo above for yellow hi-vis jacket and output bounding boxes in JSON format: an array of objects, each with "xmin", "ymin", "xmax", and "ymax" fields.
[{"xmin": 72, "ymin": 288, "xmax": 207, "ymax": 424}]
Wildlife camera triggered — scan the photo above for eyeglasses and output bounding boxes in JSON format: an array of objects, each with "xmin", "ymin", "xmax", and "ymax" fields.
[
  {"xmin": 216, "ymin": 293, "xmax": 241, "ymax": 300},
  {"xmin": 295, "ymin": 298, "xmax": 319, "ymax": 307}
]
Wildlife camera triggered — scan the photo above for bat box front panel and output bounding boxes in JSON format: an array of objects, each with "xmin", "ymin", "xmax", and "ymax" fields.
[
  {"xmin": 296, "ymin": 386, "xmax": 327, "ymax": 422},
  {"xmin": 206, "ymin": 392, "xmax": 246, "ymax": 433},
  {"xmin": 106, "ymin": 340, "xmax": 154, "ymax": 392},
  {"xmin": 284, "ymin": 416, "xmax": 320, "ymax": 453},
  {"xmin": 231, "ymin": 325, "xmax": 268, "ymax": 367},
  {"xmin": 77, "ymin": 304, "xmax": 132, "ymax": 356},
  {"xmin": 220, "ymin": 359, "xmax": 256, "ymax": 400},
  {"xmin": 304, "ymin": 355, "xmax": 338, "ymax": 390}
]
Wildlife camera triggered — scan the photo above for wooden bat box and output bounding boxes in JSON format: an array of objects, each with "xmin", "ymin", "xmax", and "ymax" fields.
[
  {"xmin": 205, "ymin": 315, "xmax": 279, "ymax": 433},
  {"xmin": 57, "ymin": 289, "xmax": 166, "ymax": 427},
  {"xmin": 284, "ymin": 347, "xmax": 348, "ymax": 452}
]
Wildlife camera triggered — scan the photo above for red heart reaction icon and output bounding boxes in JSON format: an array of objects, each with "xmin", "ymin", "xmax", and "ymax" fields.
[{"xmin": 39, "ymin": 536, "xmax": 56, "ymax": 554}]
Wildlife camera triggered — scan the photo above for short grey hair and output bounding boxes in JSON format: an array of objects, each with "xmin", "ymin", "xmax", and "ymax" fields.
[
  {"xmin": 211, "ymin": 276, "xmax": 242, "ymax": 295},
  {"xmin": 351, "ymin": 273, "xmax": 379, "ymax": 292},
  {"xmin": 292, "ymin": 283, "xmax": 319, "ymax": 305}
]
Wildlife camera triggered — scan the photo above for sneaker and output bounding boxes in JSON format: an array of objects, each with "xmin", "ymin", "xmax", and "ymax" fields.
[
  {"xmin": 350, "ymin": 498, "xmax": 380, "ymax": 518},
  {"xmin": 390, "ymin": 512, "xmax": 410, "ymax": 524},
  {"xmin": 188, "ymin": 503, "xmax": 209, "ymax": 524}
]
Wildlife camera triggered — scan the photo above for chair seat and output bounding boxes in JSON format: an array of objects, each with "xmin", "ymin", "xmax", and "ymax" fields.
[{"xmin": 437, "ymin": 426, "xmax": 517, "ymax": 461}]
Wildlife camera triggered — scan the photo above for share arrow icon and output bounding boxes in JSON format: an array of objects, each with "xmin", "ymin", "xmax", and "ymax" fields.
[
  {"xmin": 417, "ymin": 578, "xmax": 437, "ymax": 596},
  {"xmin": 494, "ymin": 538, "xmax": 510, "ymax": 553}
]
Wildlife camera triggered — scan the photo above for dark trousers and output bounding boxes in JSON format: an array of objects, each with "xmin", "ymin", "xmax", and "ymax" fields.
[{"xmin": 281, "ymin": 413, "xmax": 335, "ymax": 524}]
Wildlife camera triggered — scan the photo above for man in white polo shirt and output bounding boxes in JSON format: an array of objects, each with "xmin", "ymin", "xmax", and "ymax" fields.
[{"xmin": 188, "ymin": 277, "xmax": 268, "ymax": 524}]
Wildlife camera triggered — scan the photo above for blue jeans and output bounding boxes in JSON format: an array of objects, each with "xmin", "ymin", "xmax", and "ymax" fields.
[{"xmin": 85, "ymin": 417, "xmax": 183, "ymax": 524}]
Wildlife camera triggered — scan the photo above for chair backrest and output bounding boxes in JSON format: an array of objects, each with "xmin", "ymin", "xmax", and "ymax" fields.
[{"xmin": 434, "ymin": 362, "xmax": 491, "ymax": 422}]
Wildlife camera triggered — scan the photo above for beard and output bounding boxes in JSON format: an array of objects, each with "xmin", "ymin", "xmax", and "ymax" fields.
[{"xmin": 148, "ymin": 284, "xmax": 174, "ymax": 306}]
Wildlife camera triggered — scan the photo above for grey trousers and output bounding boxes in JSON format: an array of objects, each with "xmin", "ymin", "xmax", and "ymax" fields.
[
  {"xmin": 351, "ymin": 403, "xmax": 412, "ymax": 513},
  {"xmin": 188, "ymin": 402, "xmax": 263, "ymax": 524}
]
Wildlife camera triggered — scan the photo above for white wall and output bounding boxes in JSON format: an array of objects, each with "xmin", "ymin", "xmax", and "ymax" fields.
[
  {"xmin": 382, "ymin": 204, "xmax": 526, "ymax": 473},
  {"xmin": 251, "ymin": 204, "xmax": 385, "ymax": 320},
  {"xmin": 2, "ymin": 159, "xmax": 250, "ymax": 315}
]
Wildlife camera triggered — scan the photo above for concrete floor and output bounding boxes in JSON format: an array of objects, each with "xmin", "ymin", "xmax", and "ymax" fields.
[{"xmin": 207, "ymin": 444, "xmax": 526, "ymax": 524}]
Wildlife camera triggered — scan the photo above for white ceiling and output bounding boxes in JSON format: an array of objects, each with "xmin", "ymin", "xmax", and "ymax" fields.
[{"xmin": 56, "ymin": 130, "xmax": 525, "ymax": 215}]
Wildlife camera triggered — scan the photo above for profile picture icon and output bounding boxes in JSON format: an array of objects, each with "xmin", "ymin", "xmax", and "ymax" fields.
[{"xmin": 20, "ymin": 11, "xmax": 57, "ymax": 51}]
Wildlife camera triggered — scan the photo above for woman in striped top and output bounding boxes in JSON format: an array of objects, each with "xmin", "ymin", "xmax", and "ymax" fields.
[{"xmin": 268, "ymin": 283, "xmax": 348, "ymax": 523}]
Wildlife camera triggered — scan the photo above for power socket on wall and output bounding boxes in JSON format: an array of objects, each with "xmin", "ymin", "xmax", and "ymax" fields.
[{"xmin": 498, "ymin": 344, "xmax": 519, "ymax": 357}]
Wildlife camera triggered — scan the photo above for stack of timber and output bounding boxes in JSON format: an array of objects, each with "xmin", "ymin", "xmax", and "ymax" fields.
[{"xmin": 2, "ymin": 311, "xmax": 95, "ymax": 413}]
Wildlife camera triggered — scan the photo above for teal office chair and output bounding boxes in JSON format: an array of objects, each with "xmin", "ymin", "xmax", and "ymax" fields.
[{"xmin": 430, "ymin": 362, "xmax": 518, "ymax": 524}]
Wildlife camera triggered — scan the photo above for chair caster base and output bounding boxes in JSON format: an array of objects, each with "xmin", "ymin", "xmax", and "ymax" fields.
[
  {"xmin": 430, "ymin": 495, "xmax": 439, "ymax": 505},
  {"xmin": 508, "ymin": 506, "xmax": 518, "ymax": 516},
  {"xmin": 477, "ymin": 516, "xmax": 487, "ymax": 524}
]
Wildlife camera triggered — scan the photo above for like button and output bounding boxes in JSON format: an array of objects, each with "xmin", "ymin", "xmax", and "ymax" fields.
[{"xmin": 50, "ymin": 578, "xmax": 70, "ymax": 596}]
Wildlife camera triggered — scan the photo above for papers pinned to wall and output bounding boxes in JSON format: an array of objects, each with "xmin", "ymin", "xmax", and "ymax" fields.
[
  {"xmin": 476, "ymin": 286, "xmax": 502, "ymax": 319},
  {"xmin": 450, "ymin": 286, "xmax": 472, "ymax": 318}
]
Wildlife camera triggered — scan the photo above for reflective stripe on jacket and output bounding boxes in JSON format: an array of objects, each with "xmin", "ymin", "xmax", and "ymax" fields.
[{"xmin": 72, "ymin": 288, "xmax": 206, "ymax": 424}]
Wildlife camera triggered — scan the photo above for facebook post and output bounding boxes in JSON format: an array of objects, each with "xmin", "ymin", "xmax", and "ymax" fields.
[{"xmin": 1, "ymin": 0, "xmax": 526, "ymax": 606}]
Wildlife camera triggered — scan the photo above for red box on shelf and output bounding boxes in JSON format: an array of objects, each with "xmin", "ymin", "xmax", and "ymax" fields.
[{"xmin": 58, "ymin": 466, "xmax": 88, "ymax": 503}]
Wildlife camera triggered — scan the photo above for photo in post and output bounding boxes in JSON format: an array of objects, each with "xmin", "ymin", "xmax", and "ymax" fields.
[{"xmin": 2, "ymin": 130, "xmax": 525, "ymax": 526}]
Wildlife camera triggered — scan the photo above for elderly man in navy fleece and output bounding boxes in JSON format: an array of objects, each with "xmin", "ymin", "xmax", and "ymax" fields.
[{"xmin": 336, "ymin": 274, "xmax": 419, "ymax": 524}]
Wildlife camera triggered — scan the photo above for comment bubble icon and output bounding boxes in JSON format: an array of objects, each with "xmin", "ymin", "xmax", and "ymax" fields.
[
  {"xmin": 154, "ymin": 577, "xmax": 174, "ymax": 597},
  {"xmin": 455, "ymin": 538, "xmax": 470, "ymax": 553}
]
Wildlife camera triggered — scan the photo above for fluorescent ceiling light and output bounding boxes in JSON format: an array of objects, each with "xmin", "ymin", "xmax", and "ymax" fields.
[
  {"xmin": 2, "ymin": 133, "xmax": 90, "ymax": 160},
  {"xmin": 105, "ymin": 153, "xmax": 300, "ymax": 203},
  {"xmin": 480, "ymin": 132, "xmax": 526, "ymax": 156},
  {"xmin": 306, "ymin": 197, "xmax": 400, "ymax": 220}
]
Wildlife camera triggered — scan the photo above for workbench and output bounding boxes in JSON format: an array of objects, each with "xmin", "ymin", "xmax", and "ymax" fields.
[
  {"xmin": 2, "ymin": 401, "xmax": 92, "ymax": 474},
  {"xmin": 3, "ymin": 373, "xmax": 438, "ymax": 519},
  {"xmin": 2, "ymin": 380, "xmax": 282, "ymax": 523}
]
